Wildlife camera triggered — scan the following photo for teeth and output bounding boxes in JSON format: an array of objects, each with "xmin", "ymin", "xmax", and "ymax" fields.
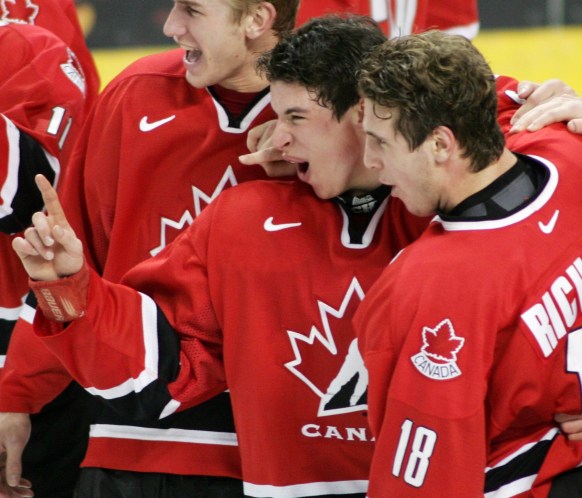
[{"xmin": 185, "ymin": 50, "xmax": 202, "ymax": 63}]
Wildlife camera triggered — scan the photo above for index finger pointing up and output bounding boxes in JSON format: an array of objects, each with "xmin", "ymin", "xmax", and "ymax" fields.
[{"xmin": 35, "ymin": 174, "xmax": 68, "ymax": 227}]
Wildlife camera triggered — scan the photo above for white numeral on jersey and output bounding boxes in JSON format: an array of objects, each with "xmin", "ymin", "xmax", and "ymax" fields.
[
  {"xmin": 567, "ymin": 329, "xmax": 582, "ymax": 392},
  {"xmin": 393, "ymin": 419, "xmax": 437, "ymax": 488},
  {"xmin": 47, "ymin": 106, "xmax": 72, "ymax": 150}
]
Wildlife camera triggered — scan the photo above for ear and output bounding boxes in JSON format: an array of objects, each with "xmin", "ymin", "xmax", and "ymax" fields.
[
  {"xmin": 431, "ymin": 125, "xmax": 456, "ymax": 164},
  {"xmin": 244, "ymin": 2, "xmax": 277, "ymax": 40},
  {"xmin": 355, "ymin": 98, "xmax": 365, "ymax": 124}
]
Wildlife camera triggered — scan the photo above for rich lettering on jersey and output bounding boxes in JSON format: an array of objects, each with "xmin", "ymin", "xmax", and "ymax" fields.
[{"xmin": 521, "ymin": 256, "xmax": 582, "ymax": 357}]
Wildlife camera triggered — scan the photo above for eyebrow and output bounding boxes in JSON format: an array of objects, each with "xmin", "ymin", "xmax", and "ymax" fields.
[{"xmin": 283, "ymin": 107, "xmax": 308, "ymax": 115}]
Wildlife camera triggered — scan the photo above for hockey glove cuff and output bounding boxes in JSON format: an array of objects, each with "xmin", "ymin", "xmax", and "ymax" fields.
[{"xmin": 29, "ymin": 263, "xmax": 90, "ymax": 322}]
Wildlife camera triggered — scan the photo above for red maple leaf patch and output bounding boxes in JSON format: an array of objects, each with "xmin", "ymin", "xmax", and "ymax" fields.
[
  {"xmin": 421, "ymin": 319, "xmax": 465, "ymax": 363},
  {"xmin": 1, "ymin": 0, "xmax": 40, "ymax": 23}
]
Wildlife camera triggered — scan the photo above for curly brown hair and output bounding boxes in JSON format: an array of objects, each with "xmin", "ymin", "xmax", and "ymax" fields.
[{"xmin": 358, "ymin": 30, "xmax": 505, "ymax": 172}]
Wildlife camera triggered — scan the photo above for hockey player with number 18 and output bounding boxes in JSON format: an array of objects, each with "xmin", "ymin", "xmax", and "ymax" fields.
[
  {"xmin": 356, "ymin": 31, "xmax": 582, "ymax": 497},
  {"xmin": 11, "ymin": 16, "xmax": 540, "ymax": 498}
]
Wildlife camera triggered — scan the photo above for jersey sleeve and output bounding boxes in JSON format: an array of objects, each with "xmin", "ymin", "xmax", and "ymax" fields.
[
  {"xmin": 32, "ymin": 204, "xmax": 228, "ymax": 421},
  {"xmin": 0, "ymin": 295, "xmax": 74, "ymax": 413},
  {"xmin": 355, "ymin": 255, "xmax": 491, "ymax": 497},
  {"xmin": 0, "ymin": 24, "xmax": 86, "ymax": 162},
  {"xmin": 0, "ymin": 24, "xmax": 86, "ymax": 233}
]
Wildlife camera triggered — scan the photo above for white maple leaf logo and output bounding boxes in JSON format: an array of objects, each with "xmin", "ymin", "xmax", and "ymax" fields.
[
  {"xmin": 1, "ymin": 0, "xmax": 39, "ymax": 24},
  {"xmin": 150, "ymin": 166, "xmax": 238, "ymax": 256},
  {"xmin": 285, "ymin": 277, "xmax": 368, "ymax": 416}
]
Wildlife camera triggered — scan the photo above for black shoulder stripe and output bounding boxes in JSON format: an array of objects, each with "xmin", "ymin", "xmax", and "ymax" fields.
[
  {"xmin": 485, "ymin": 437, "xmax": 554, "ymax": 493},
  {"xmin": 0, "ymin": 130, "xmax": 57, "ymax": 234}
]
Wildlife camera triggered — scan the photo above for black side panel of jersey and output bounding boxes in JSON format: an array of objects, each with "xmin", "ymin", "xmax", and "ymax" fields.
[
  {"xmin": 484, "ymin": 438, "xmax": 553, "ymax": 493},
  {"xmin": 0, "ymin": 130, "xmax": 56, "ymax": 234},
  {"xmin": 23, "ymin": 381, "xmax": 94, "ymax": 498},
  {"xmin": 98, "ymin": 307, "xmax": 181, "ymax": 421}
]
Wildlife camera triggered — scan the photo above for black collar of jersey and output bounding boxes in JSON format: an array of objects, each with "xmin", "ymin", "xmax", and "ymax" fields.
[
  {"xmin": 207, "ymin": 85, "xmax": 270, "ymax": 129},
  {"xmin": 335, "ymin": 184, "xmax": 391, "ymax": 215},
  {"xmin": 440, "ymin": 153, "xmax": 549, "ymax": 221},
  {"xmin": 334, "ymin": 185, "xmax": 390, "ymax": 244}
]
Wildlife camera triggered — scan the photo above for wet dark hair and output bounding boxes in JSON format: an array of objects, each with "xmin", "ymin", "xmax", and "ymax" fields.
[{"xmin": 257, "ymin": 14, "xmax": 386, "ymax": 120}]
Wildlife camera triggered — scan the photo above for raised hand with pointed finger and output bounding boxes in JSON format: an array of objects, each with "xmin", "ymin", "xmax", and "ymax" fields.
[{"xmin": 12, "ymin": 175, "xmax": 84, "ymax": 282}]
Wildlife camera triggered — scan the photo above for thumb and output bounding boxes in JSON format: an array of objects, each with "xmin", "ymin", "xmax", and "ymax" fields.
[{"xmin": 5, "ymin": 442, "xmax": 25, "ymax": 487}]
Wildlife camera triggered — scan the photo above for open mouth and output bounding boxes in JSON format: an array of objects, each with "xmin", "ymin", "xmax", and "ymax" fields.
[
  {"xmin": 184, "ymin": 49, "xmax": 202, "ymax": 64},
  {"xmin": 297, "ymin": 162, "xmax": 309, "ymax": 174}
]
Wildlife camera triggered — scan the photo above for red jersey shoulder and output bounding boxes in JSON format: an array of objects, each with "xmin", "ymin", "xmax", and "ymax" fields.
[
  {"xmin": 507, "ymin": 121, "xmax": 582, "ymax": 164},
  {"xmin": 425, "ymin": 0, "xmax": 478, "ymax": 31},
  {"xmin": 1, "ymin": 0, "xmax": 99, "ymax": 110},
  {"xmin": 107, "ymin": 49, "xmax": 186, "ymax": 89},
  {"xmin": 495, "ymin": 75, "xmax": 522, "ymax": 134},
  {"xmin": 0, "ymin": 22, "xmax": 86, "ymax": 155}
]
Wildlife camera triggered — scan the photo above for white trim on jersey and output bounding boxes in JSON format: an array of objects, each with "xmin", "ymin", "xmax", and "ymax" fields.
[
  {"xmin": 0, "ymin": 115, "xmax": 21, "ymax": 219},
  {"xmin": 0, "ymin": 303, "xmax": 23, "ymax": 321},
  {"xmin": 388, "ymin": 0, "xmax": 418, "ymax": 38},
  {"xmin": 18, "ymin": 301, "xmax": 36, "ymax": 325},
  {"xmin": 436, "ymin": 156, "xmax": 558, "ymax": 232},
  {"xmin": 484, "ymin": 474, "xmax": 537, "ymax": 498},
  {"xmin": 84, "ymin": 292, "xmax": 159, "ymax": 399},
  {"xmin": 484, "ymin": 428, "xmax": 559, "ymax": 497},
  {"xmin": 244, "ymin": 479, "xmax": 368, "ymax": 498},
  {"xmin": 443, "ymin": 21, "xmax": 481, "ymax": 40},
  {"xmin": 339, "ymin": 198, "xmax": 388, "ymax": 249},
  {"xmin": 0, "ymin": 114, "xmax": 61, "ymax": 222},
  {"xmin": 89, "ymin": 424, "xmax": 238, "ymax": 446},
  {"xmin": 209, "ymin": 89, "xmax": 272, "ymax": 134}
]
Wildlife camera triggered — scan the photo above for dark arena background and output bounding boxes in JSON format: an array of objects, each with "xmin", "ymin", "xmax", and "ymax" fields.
[{"xmin": 78, "ymin": 0, "xmax": 581, "ymax": 93}]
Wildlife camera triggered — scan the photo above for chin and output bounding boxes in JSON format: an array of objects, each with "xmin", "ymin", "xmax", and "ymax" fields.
[
  {"xmin": 311, "ymin": 185, "xmax": 335, "ymax": 200},
  {"xmin": 185, "ymin": 72, "xmax": 210, "ymax": 89}
]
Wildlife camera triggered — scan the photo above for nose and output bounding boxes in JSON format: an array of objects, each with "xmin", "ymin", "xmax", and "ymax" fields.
[
  {"xmin": 163, "ymin": 6, "xmax": 186, "ymax": 39},
  {"xmin": 271, "ymin": 121, "xmax": 292, "ymax": 150},
  {"xmin": 363, "ymin": 144, "xmax": 381, "ymax": 170}
]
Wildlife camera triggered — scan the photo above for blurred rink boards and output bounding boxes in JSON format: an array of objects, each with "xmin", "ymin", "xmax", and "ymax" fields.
[{"xmin": 92, "ymin": 25, "xmax": 582, "ymax": 94}]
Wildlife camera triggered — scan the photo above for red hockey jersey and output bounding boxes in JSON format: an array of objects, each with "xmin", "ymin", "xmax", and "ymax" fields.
[
  {"xmin": 0, "ymin": 72, "xmax": 523, "ymax": 482},
  {"xmin": 355, "ymin": 124, "xmax": 582, "ymax": 494},
  {"xmin": 296, "ymin": 0, "xmax": 479, "ymax": 39},
  {"xmin": 1, "ymin": 0, "xmax": 100, "ymax": 112},
  {"xmin": 0, "ymin": 48, "xmax": 282, "ymax": 477},
  {"xmin": 0, "ymin": 21, "xmax": 85, "ymax": 366},
  {"xmin": 33, "ymin": 180, "xmax": 427, "ymax": 497}
]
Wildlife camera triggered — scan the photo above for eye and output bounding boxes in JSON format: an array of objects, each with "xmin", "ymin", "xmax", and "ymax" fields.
[
  {"xmin": 369, "ymin": 136, "xmax": 386, "ymax": 147},
  {"xmin": 185, "ymin": 6, "xmax": 200, "ymax": 15},
  {"xmin": 179, "ymin": 2, "xmax": 200, "ymax": 16},
  {"xmin": 288, "ymin": 114, "xmax": 305, "ymax": 124}
]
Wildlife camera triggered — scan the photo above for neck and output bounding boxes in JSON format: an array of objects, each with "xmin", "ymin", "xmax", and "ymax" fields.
[
  {"xmin": 442, "ymin": 148, "xmax": 516, "ymax": 213},
  {"xmin": 220, "ymin": 33, "xmax": 279, "ymax": 93}
]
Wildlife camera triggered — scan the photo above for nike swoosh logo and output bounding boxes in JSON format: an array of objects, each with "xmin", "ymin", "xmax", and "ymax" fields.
[
  {"xmin": 538, "ymin": 210, "xmax": 559, "ymax": 234},
  {"xmin": 139, "ymin": 115, "xmax": 176, "ymax": 132},
  {"xmin": 264, "ymin": 217, "xmax": 302, "ymax": 232}
]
